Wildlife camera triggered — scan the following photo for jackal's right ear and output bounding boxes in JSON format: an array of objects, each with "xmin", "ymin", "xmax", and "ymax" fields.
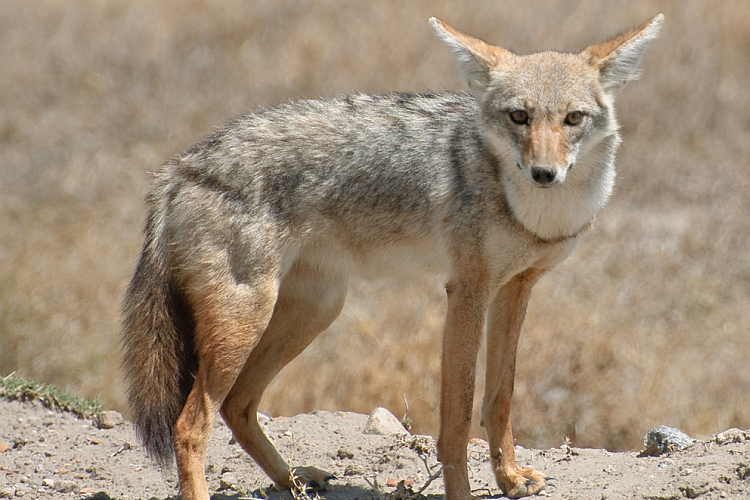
[
  {"xmin": 429, "ymin": 18, "xmax": 512, "ymax": 95},
  {"xmin": 583, "ymin": 14, "xmax": 664, "ymax": 90}
]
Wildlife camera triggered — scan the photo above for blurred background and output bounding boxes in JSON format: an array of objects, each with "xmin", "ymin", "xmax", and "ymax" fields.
[{"xmin": 1, "ymin": 0, "xmax": 748, "ymax": 451}]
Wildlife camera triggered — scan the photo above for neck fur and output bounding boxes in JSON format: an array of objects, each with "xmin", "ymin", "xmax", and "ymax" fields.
[{"xmin": 500, "ymin": 135, "xmax": 619, "ymax": 240}]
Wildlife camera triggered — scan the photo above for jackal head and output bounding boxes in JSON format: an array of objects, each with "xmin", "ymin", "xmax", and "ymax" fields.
[
  {"xmin": 430, "ymin": 15, "xmax": 662, "ymax": 239},
  {"xmin": 431, "ymin": 15, "xmax": 662, "ymax": 188}
]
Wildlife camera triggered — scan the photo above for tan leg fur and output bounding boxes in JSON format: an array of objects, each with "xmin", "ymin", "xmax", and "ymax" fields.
[
  {"xmin": 482, "ymin": 269, "xmax": 547, "ymax": 498},
  {"xmin": 174, "ymin": 275, "xmax": 278, "ymax": 500},
  {"xmin": 220, "ymin": 260, "xmax": 347, "ymax": 490}
]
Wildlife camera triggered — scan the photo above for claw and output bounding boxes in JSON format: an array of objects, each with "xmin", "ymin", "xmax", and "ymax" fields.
[{"xmin": 292, "ymin": 466, "xmax": 337, "ymax": 491}]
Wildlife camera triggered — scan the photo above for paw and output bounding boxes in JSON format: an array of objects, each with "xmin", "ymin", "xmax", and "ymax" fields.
[
  {"xmin": 291, "ymin": 466, "xmax": 337, "ymax": 491},
  {"xmin": 496, "ymin": 466, "xmax": 546, "ymax": 498}
]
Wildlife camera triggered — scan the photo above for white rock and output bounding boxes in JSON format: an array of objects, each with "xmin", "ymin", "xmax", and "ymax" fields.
[
  {"xmin": 363, "ymin": 407, "xmax": 409, "ymax": 436},
  {"xmin": 220, "ymin": 472, "xmax": 239, "ymax": 490}
]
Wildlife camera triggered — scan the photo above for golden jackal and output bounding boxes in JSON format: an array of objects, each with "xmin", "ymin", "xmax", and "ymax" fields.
[{"xmin": 122, "ymin": 14, "xmax": 663, "ymax": 499}]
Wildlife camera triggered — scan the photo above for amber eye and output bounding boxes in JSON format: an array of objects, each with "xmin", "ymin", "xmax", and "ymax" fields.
[
  {"xmin": 565, "ymin": 111, "xmax": 584, "ymax": 126},
  {"xmin": 509, "ymin": 110, "xmax": 529, "ymax": 125}
]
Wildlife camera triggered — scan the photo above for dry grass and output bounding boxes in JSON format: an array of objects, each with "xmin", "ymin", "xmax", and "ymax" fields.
[{"xmin": 1, "ymin": 0, "xmax": 748, "ymax": 451}]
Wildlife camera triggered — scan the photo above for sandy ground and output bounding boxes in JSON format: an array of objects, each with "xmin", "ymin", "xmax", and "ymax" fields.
[{"xmin": 1, "ymin": 399, "xmax": 749, "ymax": 500}]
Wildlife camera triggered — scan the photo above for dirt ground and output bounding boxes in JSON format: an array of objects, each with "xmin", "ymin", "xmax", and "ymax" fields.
[{"xmin": 1, "ymin": 399, "xmax": 748, "ymax": 500}]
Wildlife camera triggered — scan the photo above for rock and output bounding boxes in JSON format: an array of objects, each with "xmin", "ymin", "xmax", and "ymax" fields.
[
  {"xmin": 363, "ymin": 407, "xmax": 409, "ymax": 436},
  {"xmin": 42, "ymin": 479, "xmax": 74, "ymax": 493},
  {"xmin": 85, "ymin": 492, "xmax": 113, "ymax": 500},
  {"xmin": 93, "ymin": 411, "xmax": 123, "ymax": 429},
  {"xmin": 13, "ymin": 486, "xmax": 29, "ymax": 498},
  {"xmin": 710, "ymin": 428, "xmax": 750, "ymax": 444},
  {"xmin": 0, "ymin": 443, "xmax": 10, "ymax": 453},
  {"xmin": 0, "ymin": 487, "xmax": 15, "ymax": 499},
  {"xmin": 643, "ymin": 425, "xmax": 695, "ymax": 456},
  {"xmin": 219, "ymin": 472, "xmax": 239, "ymax": 490},
  {"xmin": 343, "ymin": 464, "xmax": 364, "ymax": 476},
  {"xmin": 386, "ymin": 478, "xmax": 414, "ymax": 488}
]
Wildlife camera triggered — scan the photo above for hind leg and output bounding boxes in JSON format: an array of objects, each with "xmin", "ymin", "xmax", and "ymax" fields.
[
  {"xmin": 174, "ymin": 274, "xmax": 278, "ymax": 500},
  {"xmin": 220, "ymin": 260, "xmax": 347, "ymax": 490}
]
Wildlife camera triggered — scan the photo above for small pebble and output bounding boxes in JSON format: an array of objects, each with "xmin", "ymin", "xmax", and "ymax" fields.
[
  {"xmin": 643, "ymin": 425, "xmax": 694, "ymax": 456},
  {"xmin": 386, "ymin": 478, "xmax": 414, "ymax": 488},
  {"xmin": 711, "ymin": 428, "xmax": 749, "ymax": 445},
  {"xmin": 363, "ymin": 407, "xmax": 409, "ymax": 436},
  {"xmin": 58, "ymin": 480, "xmax": 78, "ymax": 493},
  {"xmin": 219, "ymin": 472, "xmax": 238, "ymax": 491},
  {"xmin": 343, "ymin": 464, "xmax": 364, "ymax": 476},
  {"xmin": 94, "ymin": 411, "xmax": 123, "ymax": 430}
]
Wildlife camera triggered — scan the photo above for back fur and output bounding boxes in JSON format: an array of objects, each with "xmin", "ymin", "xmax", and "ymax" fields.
[{"xmin": 121, "ymin": 208, "xmax": 197, "ymax": 466}]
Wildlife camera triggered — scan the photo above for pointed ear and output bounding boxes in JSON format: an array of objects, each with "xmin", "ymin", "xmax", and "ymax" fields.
[
  {"xmin": 429, "ymin": 17, "xmax": 513, "ymax": 95},
  {"xmin": 583, "ymin": 14, "xmax": 664, "ymax": 90}
]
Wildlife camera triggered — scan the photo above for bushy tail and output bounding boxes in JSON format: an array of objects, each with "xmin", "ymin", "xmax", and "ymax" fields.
[{"xmin": 121, "ymin": 228, "xmax": 197, "ymax": 466}]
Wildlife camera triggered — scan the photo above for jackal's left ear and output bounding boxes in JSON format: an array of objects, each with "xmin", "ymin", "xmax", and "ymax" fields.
[
  {"xmin": 430, "ymin": 17, "xmax": 513, "ymax": 95},
  {"xmin": 583, "ymin": 14, "xmax": 664, "ymax": 90}
]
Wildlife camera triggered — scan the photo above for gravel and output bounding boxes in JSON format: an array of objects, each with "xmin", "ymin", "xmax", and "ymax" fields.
[{"xmin": 1, "ymin": 399, "xmax": 749, "ymax": 499}]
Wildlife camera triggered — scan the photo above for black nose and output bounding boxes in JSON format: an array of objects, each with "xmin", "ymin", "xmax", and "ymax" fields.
[{"xmin": 531, "ymin": 166, "xmax": 556, "ymax": 185}]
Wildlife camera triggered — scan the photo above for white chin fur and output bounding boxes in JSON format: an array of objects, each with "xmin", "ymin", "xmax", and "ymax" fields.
[{"xmin": 502, "ymin": 143, "xmax": 616, "ymax": 240}]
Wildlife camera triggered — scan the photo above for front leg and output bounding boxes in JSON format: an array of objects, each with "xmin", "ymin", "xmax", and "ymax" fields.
[
  {"xmin": 437, "ymin": 281, "xmax": 488, "ymax": 500},
  {"xmin": 481, "ymin": 269, "xmax": 546, "ymax": 498}
]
